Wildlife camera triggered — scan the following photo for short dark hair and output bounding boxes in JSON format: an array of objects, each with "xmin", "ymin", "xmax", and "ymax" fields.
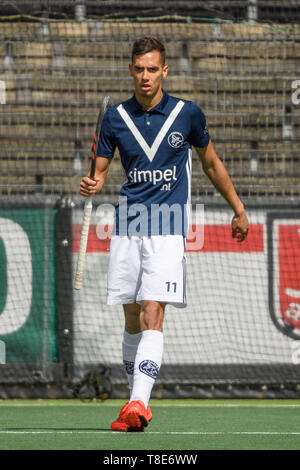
[{"xmin": 131, "ymin": 37, "xmax": 166, "ymax": 65}]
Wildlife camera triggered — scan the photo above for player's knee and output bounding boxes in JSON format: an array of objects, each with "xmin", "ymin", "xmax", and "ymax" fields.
[{"xmin": 140, "ymin": 301, "xmax": 165, "ymax": 331}]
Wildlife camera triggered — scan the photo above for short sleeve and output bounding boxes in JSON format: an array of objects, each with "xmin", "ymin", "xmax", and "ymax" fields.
[
  {"xmin": 96, "ymin": 107, "xmax": 117, "ymax": 159},
  {"xmin": 187, "ymin": 102, "xmax": 210, "ymax": 148}
]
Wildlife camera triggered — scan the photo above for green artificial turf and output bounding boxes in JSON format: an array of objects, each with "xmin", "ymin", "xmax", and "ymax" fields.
[{"xmin": 0, "ymin": 399, "xmax": 299, "ymax": 450}]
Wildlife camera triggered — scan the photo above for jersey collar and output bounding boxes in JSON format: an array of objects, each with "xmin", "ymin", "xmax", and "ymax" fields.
[{"xmin": 129, "ymin": 89, "xmax": 169, "ymax": 115}]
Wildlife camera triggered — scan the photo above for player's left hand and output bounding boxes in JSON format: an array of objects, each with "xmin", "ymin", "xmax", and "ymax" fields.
[{"xmin": 231, "ymin": 210, "xmax": 249, "ymax": 242}]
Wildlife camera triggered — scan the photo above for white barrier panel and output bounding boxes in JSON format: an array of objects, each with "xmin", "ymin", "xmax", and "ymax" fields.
[{"xmin": 72, "ymin": 208, "xmax": 299, "ymax": 366}]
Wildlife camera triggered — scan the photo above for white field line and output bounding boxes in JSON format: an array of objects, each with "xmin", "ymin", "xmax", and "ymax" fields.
[
  {"xmin": 0, "ymin": 430, "xmax": 300, "ymax": 436},
  {"xmin": 1, "ymin": 403, "xmax": 300, "ymax": 408}
]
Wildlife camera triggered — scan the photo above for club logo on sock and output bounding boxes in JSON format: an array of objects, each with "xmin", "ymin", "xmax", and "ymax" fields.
[
  {"xmin": 139, "ymin": 360, "xmax": 159, "ymax": 379},
  {"xmin": 123, "ymin": 360, "xmax": 134, "ymax": 375}
]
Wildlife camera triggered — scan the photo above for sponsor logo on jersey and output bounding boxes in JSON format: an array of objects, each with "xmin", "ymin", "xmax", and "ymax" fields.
[
  {"xmin": 139, "ymin": 359, "xmax": 159, "ymax": 379},
  {"xmin": 167, "ymin": 131, "xmax": 184, "ymax": 148},
  {"xmin": 128, "ymin": 166, "xmax": 177, "ymax": 186}
]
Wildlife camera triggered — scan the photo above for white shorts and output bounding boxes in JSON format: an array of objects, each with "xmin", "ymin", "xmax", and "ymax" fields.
[{"xmin": 107, "ymin": 235, "xmax": 187, "ymax": 308}]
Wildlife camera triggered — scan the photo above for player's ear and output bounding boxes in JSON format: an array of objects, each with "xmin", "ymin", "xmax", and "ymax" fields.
[
  {"xmin": 163, "ymin": 64, "xmax": 168, "ymax": 78},
  {"xmin": 129, "ymin": 63, "xmax": 133, "ymax": 76}
]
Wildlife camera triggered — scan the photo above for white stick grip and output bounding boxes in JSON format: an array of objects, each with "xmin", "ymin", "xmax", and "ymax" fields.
[{"xmin": 73, "ymin": 197, "xmax": 93, "ymax": 290}]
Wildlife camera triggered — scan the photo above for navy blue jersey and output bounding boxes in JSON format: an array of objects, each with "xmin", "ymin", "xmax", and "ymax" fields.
[{"xmin": 97, "ymin": 90, "xmax": 210, "ymax": 236}]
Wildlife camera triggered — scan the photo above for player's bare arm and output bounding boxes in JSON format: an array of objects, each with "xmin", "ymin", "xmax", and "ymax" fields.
[
  {"xmin": 79, "ymin": 156, "xmax": 110, "ymax": 197},
  {"xmin": 196, "ymin": 140, "xmax": 249, "ymax": 242}
]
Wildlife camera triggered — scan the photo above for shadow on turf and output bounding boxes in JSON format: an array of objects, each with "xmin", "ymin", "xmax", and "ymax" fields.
[{"xmin": 4, "ymin": 428, "xmax": 111, "ymax": 432}]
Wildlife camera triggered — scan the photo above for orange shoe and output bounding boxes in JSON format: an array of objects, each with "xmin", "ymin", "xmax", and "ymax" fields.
[
  {"xmin": 124, "ymin": 400, "xmax": 151, "ymax": 431},
  {"xmin": 111, "ymin": 401, "xmax": 152, "ymax": 432},
  {"xmin": 111, "ymin": 402, "xmax": 130, "ymax": 431}
]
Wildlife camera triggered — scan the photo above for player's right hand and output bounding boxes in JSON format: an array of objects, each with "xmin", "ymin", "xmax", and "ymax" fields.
[{"xmin": 79, "ymin": 176, "xmax": 101, "ymax": 197}]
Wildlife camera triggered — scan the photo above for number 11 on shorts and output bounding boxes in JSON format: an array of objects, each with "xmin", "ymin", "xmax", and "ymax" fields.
[{"xmin": 166, "ymin": 281, "xmax": 177, "ymax": 293}]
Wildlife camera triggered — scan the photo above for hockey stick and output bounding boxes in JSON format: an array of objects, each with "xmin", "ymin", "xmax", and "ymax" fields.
[{"xmin": 73, "ymin": 95, "xmax": 111, "ymax": 290}]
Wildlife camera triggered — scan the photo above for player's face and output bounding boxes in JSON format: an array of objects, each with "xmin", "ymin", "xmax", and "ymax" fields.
[{"xmin": 129, "ymin": 50, "xmax": 168, "ymax": 103}]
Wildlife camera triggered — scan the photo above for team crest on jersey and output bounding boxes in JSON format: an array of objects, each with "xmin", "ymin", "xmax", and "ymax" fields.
[
  {"xmin": 168, "ymin": 131, "xmax": 184, "ymax": 148},
  {"xmin": 139, "ymin": 360, "xmax": 159, "ymax": 379},
  {"xmin": 268, "ymin": 212, "xmax": 300, "ymax": 339}
]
